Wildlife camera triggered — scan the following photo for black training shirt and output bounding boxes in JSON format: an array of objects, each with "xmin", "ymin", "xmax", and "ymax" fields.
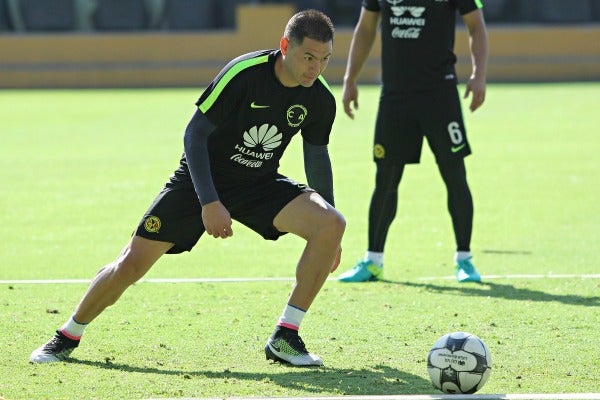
[
  {"xmin": 195, "ymin": 49, "xmax": 336, "ymax": 185},
  {"xmin": 363, "ymin": 0, "xmax": 481, "ymax": 92}
]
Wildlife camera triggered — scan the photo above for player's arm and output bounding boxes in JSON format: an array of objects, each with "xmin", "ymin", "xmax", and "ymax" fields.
[
  {"xmin": 184, "ymin": 109, "xmax": 232, "ymax": 238},
  {"xmin": 184, "ymin": 109, "xmax": 218, "ymax": 205},
  {"xmin": 302, "ymin": 141, "xmax": 334, "ymax": 207},
  {"xmin": 342, "ymin": 8, "xmax": 380, "ymax": 119},
  {"xmin": 462, "ymin": 8, "xmax": 488, "ymax": 112}
]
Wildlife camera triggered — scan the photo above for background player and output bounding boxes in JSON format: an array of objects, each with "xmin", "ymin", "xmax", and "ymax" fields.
[{"xmin": 338, "ymin": 0, "xmax": 488, "ymax": 283}]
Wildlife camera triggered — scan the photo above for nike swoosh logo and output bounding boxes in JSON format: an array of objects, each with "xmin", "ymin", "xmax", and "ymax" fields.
[
  {"xmin": 451, "ymin": 144, "xmax": 466, "ymax": 153},
  {"xmin": 269, "ymin": 341, "xmax": 281, "ymax": 352},
  {"xmin": 250, "ymin": 102, "xmax": 270, "ymax": 109}
]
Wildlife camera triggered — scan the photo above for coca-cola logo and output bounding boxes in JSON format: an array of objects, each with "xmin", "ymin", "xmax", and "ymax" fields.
[{"xmin": 391, "ymin": 27, "xmax": 421, "ymax": 39}]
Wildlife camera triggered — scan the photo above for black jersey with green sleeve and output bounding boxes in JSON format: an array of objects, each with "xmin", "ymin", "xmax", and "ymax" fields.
[
  {"xmin": 184, "ymin": 49, "xmax": 336, "ymax": 186},
  {"xmin": 363, "ymin": 0, "xmax": 482, "ymax": 92}
]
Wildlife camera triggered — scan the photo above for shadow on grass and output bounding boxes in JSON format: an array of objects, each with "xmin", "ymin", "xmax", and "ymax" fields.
[
  {"xmin": 67, "ymin": 359, "xmax": 433, "ymax": 395},
  {"xmin": 378, "ymin": 279, "xmax": 599, "ymax": 307}
]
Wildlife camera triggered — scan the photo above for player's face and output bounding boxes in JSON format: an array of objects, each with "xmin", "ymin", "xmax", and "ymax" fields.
[{"xmin": 279, "ymin": 37, "xmax": 332, "ymax": 87}]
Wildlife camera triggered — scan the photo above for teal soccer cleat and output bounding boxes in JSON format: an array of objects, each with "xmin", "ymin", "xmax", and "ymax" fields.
[
  {"xmin": 338, "ymin": 260, "xmax": 383, "ymax": 282},
  {"xmin": 455, "ymin": 257, "xmax": 481, "ymax": 283}
]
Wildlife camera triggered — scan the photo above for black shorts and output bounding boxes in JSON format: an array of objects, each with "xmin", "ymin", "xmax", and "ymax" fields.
[
  {"xmin": 373, "ymin": 84, "xmax": 471, "ymax": 165},
  {"xmin": 134, "ymin": 174, "xmax": 314, "ymax": 254}
]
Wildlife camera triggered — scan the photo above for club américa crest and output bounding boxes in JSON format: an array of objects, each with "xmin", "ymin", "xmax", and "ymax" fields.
[
  {"xmin": 144, "ymin": 215, "xmax": 161, "ymax": 233},
  {"xmin": 373, "ymin": 144, "xmax": 385, "ymax": 159}
]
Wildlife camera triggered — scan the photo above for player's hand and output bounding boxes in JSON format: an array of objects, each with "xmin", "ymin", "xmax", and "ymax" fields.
[
  {"xmin": 330, "ymin": 246, "xmax": 342, "ymax": 273},
  {"xmin": 464, "ymin": 75, "xmax": 486, "ymax": 112},
  {"xmin": 201, "ymin": 201, "xmax": 233, "ymax": 239},
  {"xmin": 342, "ymin": 82, "xmax": 359, "ymax": 119}
]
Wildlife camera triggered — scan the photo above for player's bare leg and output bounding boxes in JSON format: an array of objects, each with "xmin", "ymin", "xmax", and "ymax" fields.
[
  {"xmin": 30, "ymin": 236, "xmax": 173, "ymax": 363},
  {"xmin": 72, "ymin": 236, "xmax": 174, "ymax": 323},
  {"xmin": 265, "ymin": 192, "xmax": 345, "ymax": 366},
  {"xmin": 274, "ymin": 192, "xmax": 344, "ymax": 309}
]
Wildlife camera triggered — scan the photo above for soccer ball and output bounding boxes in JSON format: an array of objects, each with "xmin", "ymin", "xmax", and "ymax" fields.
[{"xmin": 427, "ymin": 331, "xmax": 492, "ymax": 394}]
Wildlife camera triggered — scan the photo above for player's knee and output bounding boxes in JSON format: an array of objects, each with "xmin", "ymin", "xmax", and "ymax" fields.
[
  {"xmin": 318, "ymin": 209, "xmax": 346, "ymax": 242},
  {"xmin": 111, "ymin": 255, "xmax": 150, "ymax": 285}
]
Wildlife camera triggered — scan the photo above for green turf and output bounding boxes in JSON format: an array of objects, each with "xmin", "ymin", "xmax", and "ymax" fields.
[{"xmin": 0, "ymin": 83, "xmax": 599, "ymax": 399}]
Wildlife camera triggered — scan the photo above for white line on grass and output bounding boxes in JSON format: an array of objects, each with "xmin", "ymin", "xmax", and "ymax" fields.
[
  {"xmin": 418, "ymin": 273, "xmax": 600, "ymax": 281},
  {"xmin": 148, "ymin": 393, "xmax": 600, "ymax": 400},
  {"xmin": 1, "ymin": 274, "xmax": 599, "ymax": 285},
  {"xmin": 0, "ymin": 277, "xmax": 296, "ymax": 285}
]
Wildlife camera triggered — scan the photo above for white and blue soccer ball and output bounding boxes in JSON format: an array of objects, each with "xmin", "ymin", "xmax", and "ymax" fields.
[{"xmin": 427, "ymin": 331, "xmax": 492, "ymax": 394}]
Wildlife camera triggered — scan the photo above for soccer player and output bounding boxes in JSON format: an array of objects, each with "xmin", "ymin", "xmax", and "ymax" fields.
[
  {"xmin": 337, "ymin": 0, "xmax": 488, "ymax": 283},
  {"xmin": 30, "ymin": 9, "xmax": 344, "ymax": 367}
]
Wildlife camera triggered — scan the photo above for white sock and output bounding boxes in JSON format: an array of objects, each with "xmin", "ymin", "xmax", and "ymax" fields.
[
  {"xmin": 365, "ymin": 251, "xmax": 384, "ymax": 266},
  {"xmin": 455, "ymin": 251, "xmax": 472, "ymax": 263},
  {"xmin": 60, "ymin": 316, "xmax": 88, "ymax": 340},
  {"xmin": 277, "ymin": 304, "xmax": 306, "ymax": 331}
]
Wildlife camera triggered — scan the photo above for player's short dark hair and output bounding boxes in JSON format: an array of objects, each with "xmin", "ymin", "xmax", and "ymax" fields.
[{"xmin": 284, "ymin": 9, "xmax": 334, "ymax": 46}]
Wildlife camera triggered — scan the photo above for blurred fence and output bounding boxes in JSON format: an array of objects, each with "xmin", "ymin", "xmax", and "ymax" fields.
[
  {"xmin": 0, "ymin": 0, "xmax": 362, "ymax": 32},
  {"xmin": 1, "ymin": 1, "xmax": 599, "ymax": 88},
  {"xmin": 1, "ymin": 0, "xmax": 600, "ymax": 32}
]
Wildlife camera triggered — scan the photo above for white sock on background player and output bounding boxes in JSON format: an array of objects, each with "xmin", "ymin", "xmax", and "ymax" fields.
[{"xmin": 365, "ymin": 251, "xmax": 383, "ymax": 266}]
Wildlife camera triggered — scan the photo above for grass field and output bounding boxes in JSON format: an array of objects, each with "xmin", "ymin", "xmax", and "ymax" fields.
[{"xmin": 0, "ymin": 83, "xmax": 599, "ymax": 400}]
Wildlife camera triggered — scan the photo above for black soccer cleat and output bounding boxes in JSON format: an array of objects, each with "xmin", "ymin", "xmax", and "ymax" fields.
[
  {"xmin": 30, "ymin": 330, "xmax": 80, "ymax": 363},
  {"xmin": 265, "ymin": 326, "xmax": 323, "ymax": 366}
]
